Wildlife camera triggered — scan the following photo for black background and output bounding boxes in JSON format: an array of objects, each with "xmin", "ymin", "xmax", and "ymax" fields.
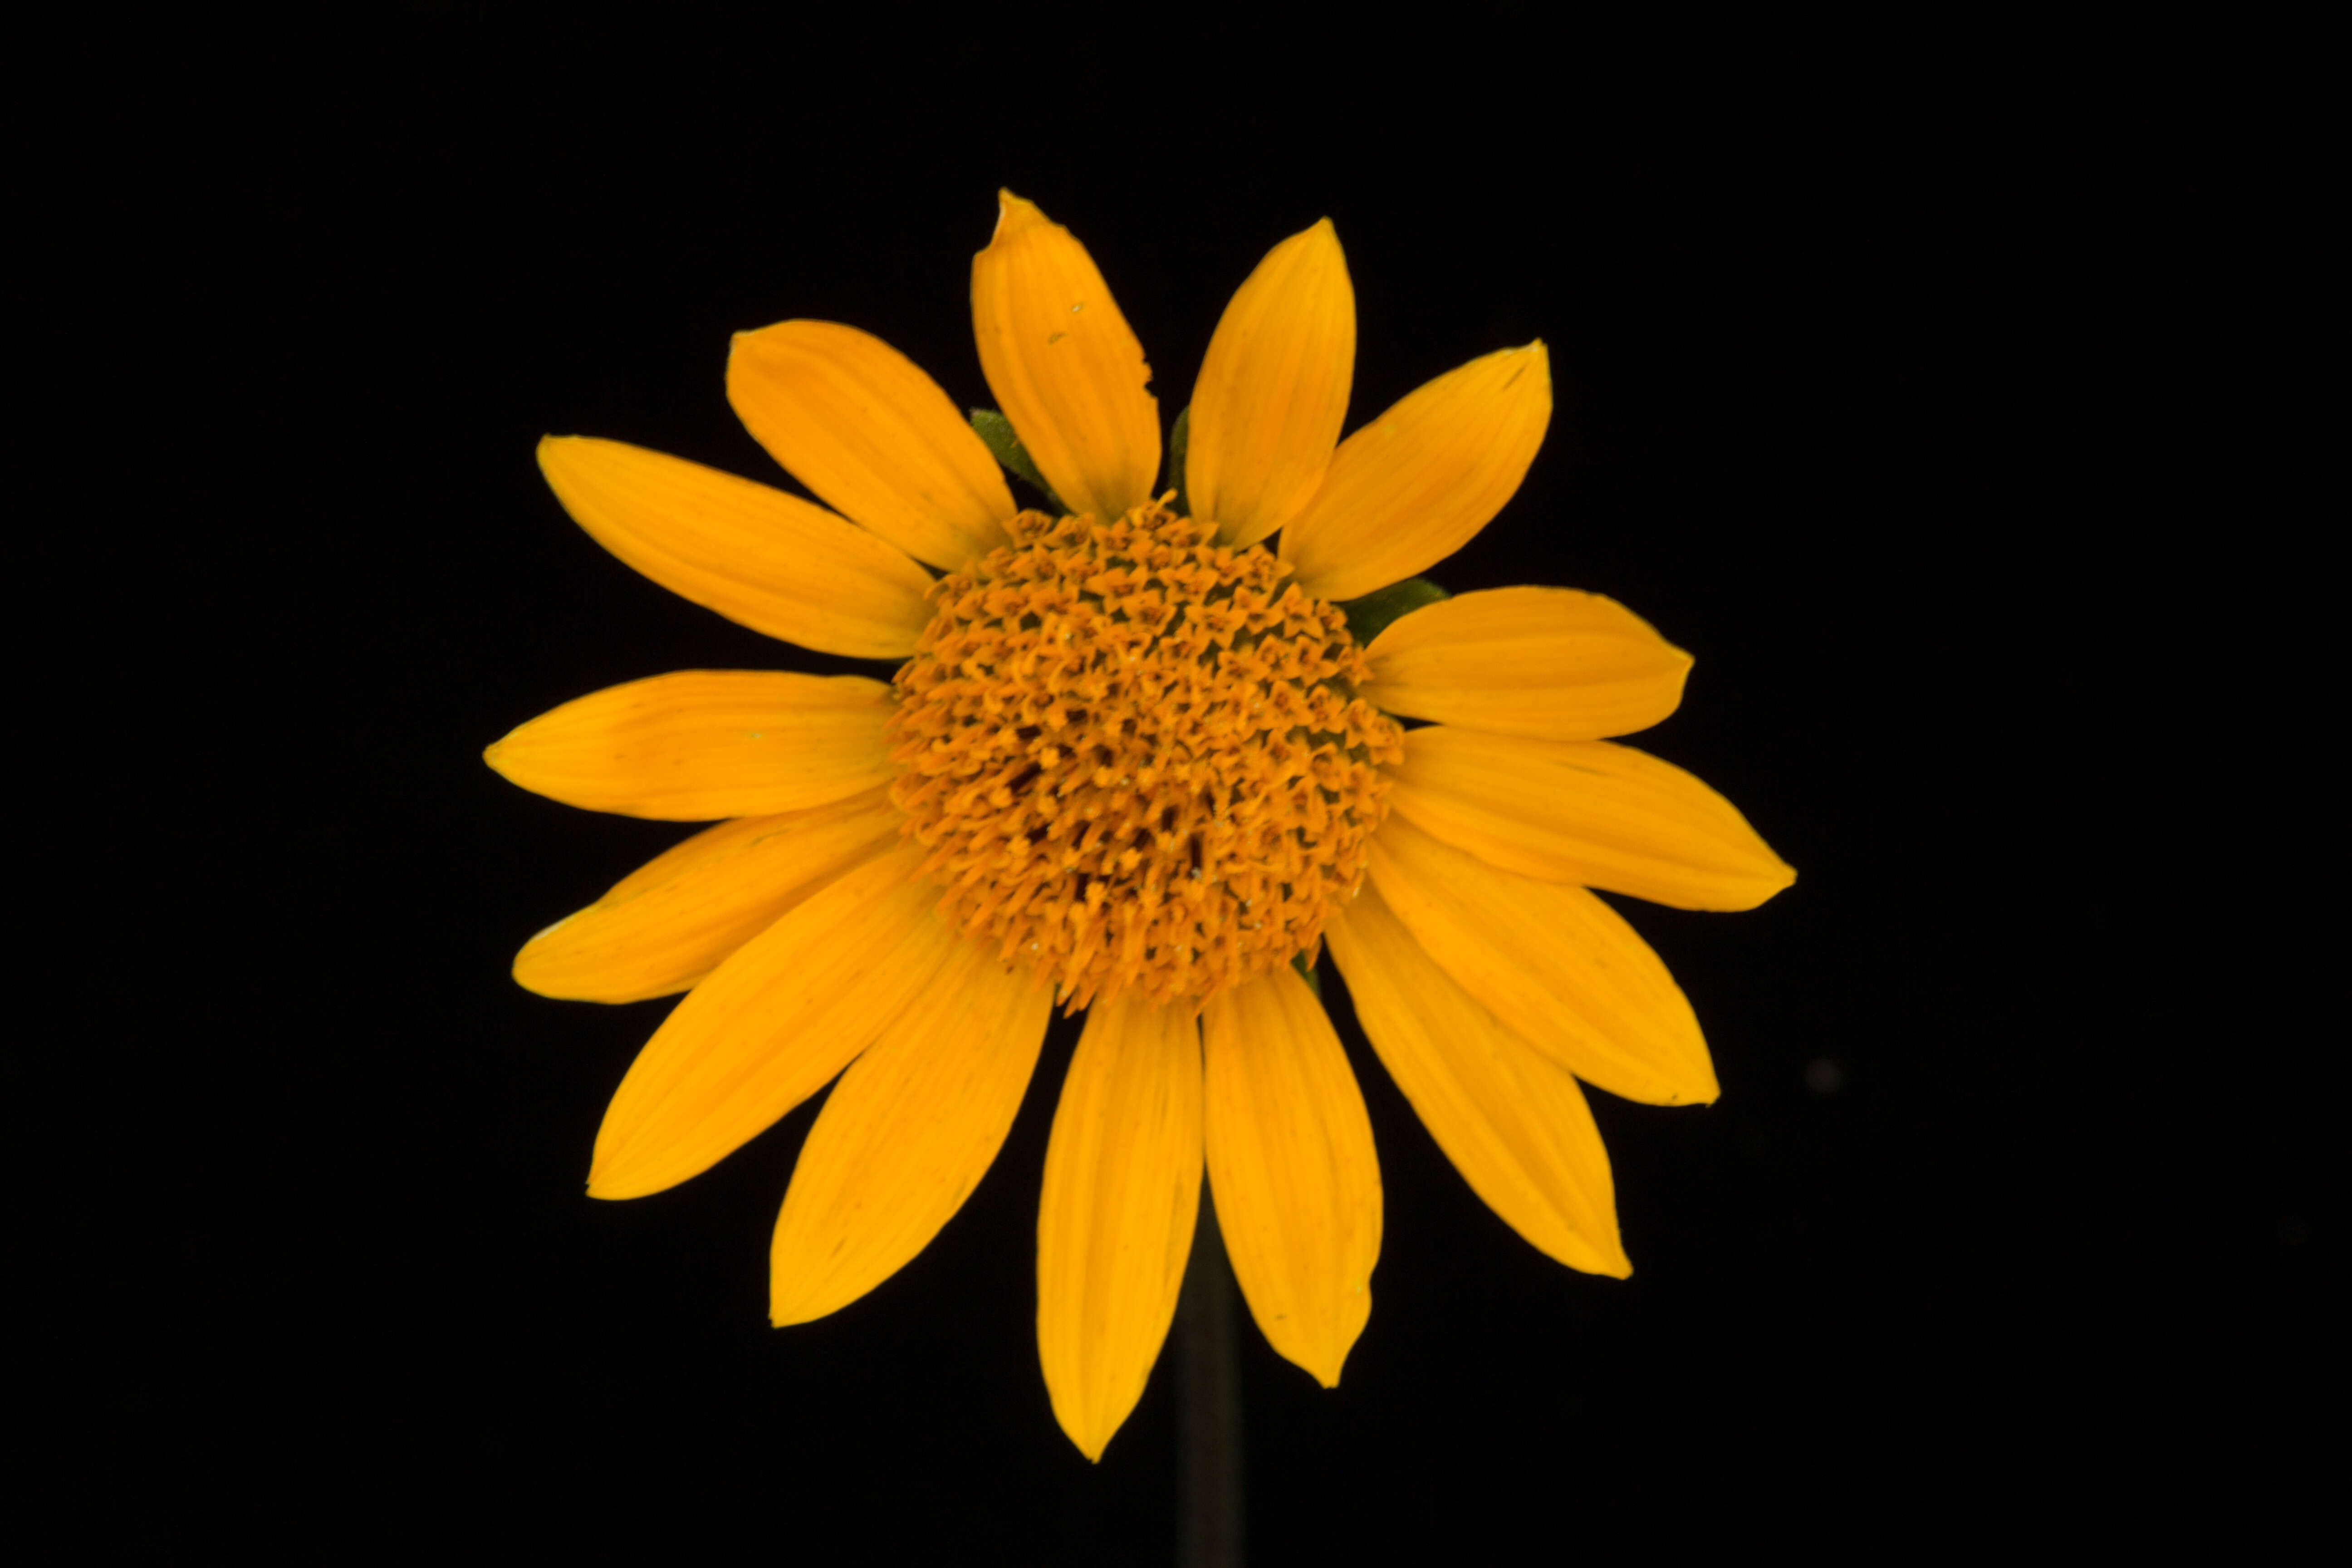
[{"xmin": 53, "ymin": 3, "xmax": 2325, "ymax": 1559}]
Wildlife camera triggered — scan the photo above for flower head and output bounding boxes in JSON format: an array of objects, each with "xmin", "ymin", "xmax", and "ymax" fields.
[
  {"xmin": 487, "ymin": 191, "xmax": 1793, "ymax": 1460},
  {"xmin": 891, "ymin": 500, "xmax": 1401, "ymax": 1009}
]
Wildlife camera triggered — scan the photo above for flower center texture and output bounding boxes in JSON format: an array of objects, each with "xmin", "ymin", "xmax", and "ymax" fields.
[{"xmin": 888, "ymin": 502, "xmax": 1405, "ymax": 1008}]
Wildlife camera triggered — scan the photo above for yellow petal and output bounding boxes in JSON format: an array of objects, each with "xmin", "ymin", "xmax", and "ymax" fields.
[
  {"xmin": 1366, "ymin": 814, "xmax": 1717, "ymax": 1106},
  {"xmin": 1036, "ymin": 993, "xmax": 1203, "ymax": 1461},
  {"xmin": 727, "ymin": 320, "xmax": 1015, "ymax": 570},
  {"xmin": 1201, "ymin": 968, "xmax": 1382, "ymax": 1387},
  {"xmin": 1187, "ymin": 219, "xmax": 1355, "ymax": 548},
  {"xmin": 1325, "ymin": 882, "xmax": 1629, "ymax": 1277},
  {"xmin": 1278, "ymin": 343, "xmax": 1552, "ymax": 603},
  {"xmin": 1388, "ymin": 730, "xmax": 1795, "ymax": 911},
  {"xmin": 971, "ymin": 191, "xmax": 1159, "ymax": 523},
  {"xmin": 536, "ymin": 436, "xmax": 935, "ymax": 659},
  {"xmin": 514, "ymin": 789, "xmax": 906, "ymax": 1003},
  {"xmin": 1359, "ymin": 586, "xmax": 1692, "ymax": 740},
  {"xmin": 770, "ymin": 938, "xmax": 1053, "ymax": 1326},
  {"xmin": 587, "ymin": 844, "xmax": 956, "ymax": 1199},
  {"xmin": 484, "ymin": 671, "xmax": 895, "ymax": 821}
]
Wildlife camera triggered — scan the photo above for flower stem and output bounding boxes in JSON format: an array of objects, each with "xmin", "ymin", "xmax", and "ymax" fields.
[{"xmin": 1176, "ymin": 1186, "xmax": 1245, "ymax": 1568}]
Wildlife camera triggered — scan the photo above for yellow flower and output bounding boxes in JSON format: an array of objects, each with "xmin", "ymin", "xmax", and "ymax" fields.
[{"xmin": 486, "ymin": 191, "xmax": 1793, "ymax": 1460}]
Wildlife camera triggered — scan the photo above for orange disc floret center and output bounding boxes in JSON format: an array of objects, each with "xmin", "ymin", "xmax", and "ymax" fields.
[{"xmin": 888, "ymin": 501, "xmax": 1405, "ymax": 1008}]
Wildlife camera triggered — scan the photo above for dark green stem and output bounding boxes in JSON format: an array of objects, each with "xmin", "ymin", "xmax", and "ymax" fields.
[{"xmin": 1176, "ymin": 1186, "xmax": 1244, "ymax": 1568}]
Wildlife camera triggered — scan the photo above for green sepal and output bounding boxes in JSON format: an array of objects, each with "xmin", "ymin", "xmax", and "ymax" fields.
[
  {"xmin": 970, "ymin": 408, "xmax": 1065, "ymax": 514},
  {"xmin": 1290, "ymin": 949, "xmax": 1322, "ymax": 1000},
  {"xmin": 1165, "ymin": 404, "xmax": 1191, "ymax": 517},
  {"xmin": 1338, "ymin": 577, "xmax": 1450, "ymax": 647}
]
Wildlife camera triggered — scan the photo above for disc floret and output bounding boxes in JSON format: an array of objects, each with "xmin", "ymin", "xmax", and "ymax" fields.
[{"xmin": 889, "ymin": 502, "xmax": 1404, "ymax": 1007}]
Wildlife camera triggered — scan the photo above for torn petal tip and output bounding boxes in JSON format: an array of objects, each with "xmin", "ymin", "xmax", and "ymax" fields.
[{"xmin": 993, "ymin": 190, "xmax": 1048, "ymax": 241}]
